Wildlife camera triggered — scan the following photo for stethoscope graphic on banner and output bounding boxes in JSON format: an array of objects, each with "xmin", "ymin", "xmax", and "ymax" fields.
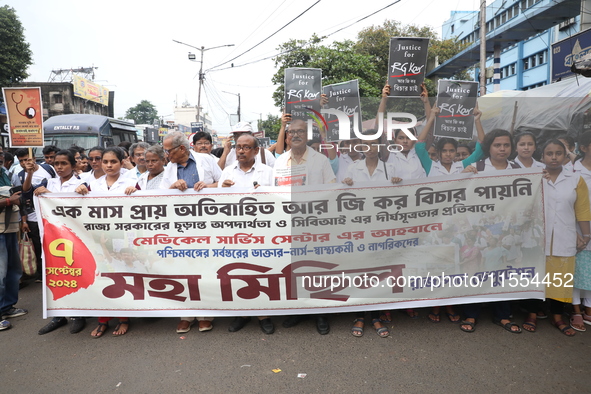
[{"xmin": 11, "ymin": 92, "xmax": 37, "ymax": 119}]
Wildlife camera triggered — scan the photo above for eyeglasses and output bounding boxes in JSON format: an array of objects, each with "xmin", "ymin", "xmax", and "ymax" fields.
[
  {"xmin": 89, "ymin": 156, "xmax": 102, "ymax": 162},
  {"xmin": 164, "ymin": 145, "xmax": 182, "ymax": 154},
  {"xmin": 235, "ymin": 145, "xmax": 255, "ymax": 151},
  {"xmin": 195, "ymin": 141, "xmax": 212, "ymax": 146},
  {"xmin": 287, "ymin": 129, "xmax": 306, "ymax": 136}
]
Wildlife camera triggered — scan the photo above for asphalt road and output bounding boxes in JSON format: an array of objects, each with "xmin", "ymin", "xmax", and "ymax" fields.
[{"xmin": 2, "ymin": 282, "xmax": 590, "ymax": 393}]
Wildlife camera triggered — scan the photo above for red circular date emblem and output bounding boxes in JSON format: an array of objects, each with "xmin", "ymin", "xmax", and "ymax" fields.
[{"xmin": 42, "ymin": 219, "xmax": 96, "ymax": 300}]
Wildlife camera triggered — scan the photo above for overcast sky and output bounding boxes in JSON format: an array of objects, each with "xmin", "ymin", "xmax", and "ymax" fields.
[{"xmin": 4, "ymin": 0, "xmax": 484, "ymax": 135}]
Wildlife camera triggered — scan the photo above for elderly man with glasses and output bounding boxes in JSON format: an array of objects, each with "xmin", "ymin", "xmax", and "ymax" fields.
[
  {"xmin": 217, "ymin": 133, "xmax": 276, "ymax": 334},
  {"xmin": 273, "ymin": 117, "xmax": 336, "ymax": 334},
  {"xmin": 218, "ymin": 122, "xmax": 276, "ymax": 169},
  {"xmin": 160, "ymin": 131, "xmax": 222, "ymax": 334}
]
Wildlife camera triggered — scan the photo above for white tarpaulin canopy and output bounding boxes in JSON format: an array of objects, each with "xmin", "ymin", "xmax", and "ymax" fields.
[{"xmin": 479, "ymin": 78, "xmax": 591, "ymax": 139}]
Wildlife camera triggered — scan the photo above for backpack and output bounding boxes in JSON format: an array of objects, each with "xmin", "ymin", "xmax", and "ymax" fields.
[{"xmin": 475, "ymin": 160, "xmax": 521, "ymax": 172}]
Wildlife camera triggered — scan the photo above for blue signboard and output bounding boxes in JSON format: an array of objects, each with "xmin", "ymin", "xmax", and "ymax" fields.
[
  {"xmin": 552, "ymin": 28, "xmax": 591, "ymax": 82},
  {"xmin": 190, "ymin": 121, "xmax": 204, "ymax": 134}
]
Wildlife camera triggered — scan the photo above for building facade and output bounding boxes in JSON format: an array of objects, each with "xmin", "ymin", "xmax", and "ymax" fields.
[
  {"xmin": 433, "ymin": 0, "xmax": 582, "ymax": 93},
  {"xmin": 173, "ymin": 104, "xmax": 213, "ymax": 132}
]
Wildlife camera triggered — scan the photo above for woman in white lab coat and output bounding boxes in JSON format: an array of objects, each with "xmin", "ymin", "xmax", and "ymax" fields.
[{"xmin": 523, "ymin": 139, "xmax": 591, "ymax": 336}]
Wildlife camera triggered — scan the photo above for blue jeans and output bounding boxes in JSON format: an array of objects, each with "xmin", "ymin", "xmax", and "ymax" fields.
[{"xmin": 0, "ymin": 232, "xmax": 22, "ymax": 315}]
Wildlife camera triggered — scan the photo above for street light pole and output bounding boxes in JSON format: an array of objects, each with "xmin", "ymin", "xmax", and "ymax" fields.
[{"xmin": 173, "ymin": 40, "xmax": 234, "ymax": 123}]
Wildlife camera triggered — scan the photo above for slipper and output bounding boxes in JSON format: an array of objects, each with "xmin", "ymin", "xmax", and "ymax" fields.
[
  {"xmin": 113, "ymin": 320, "xmax": 130, "ymax": 336},
  {"xmin": 460, "ymin": 320, "xmax": 476, "ymax": 333},
  {"xmin": 584, "ymin": 313, "xmax": 591, "ymax": 326},
  {"xmin": 570, "ymin": 314, "xmax": 586, "ymax": 332},
  {"xmin": 91, "ymin": 322, "xmax": 108, "ymax": 338},
  {"xmin": 379, "ymin": 311, "xmax": 392, "ymax": 323},
  {"xmin": 372, "ymin": 318, "xmax": 389, "ymax": 338},
  {"xmin": 522, "ymin": 317, "xmax": 537, "ymax": 333},
  {"xmin": 493, "ymin": 319, "xmax": 522, "ymax": 334},
  {"xmin": 351, "ymin": 318, "xmax": 364, "ymax": 337},
  {"xmin": 446, "ymin": 312, "xmax": 461, "ymax": 323},
  {"xmin": 536, "ymin": 311, "xmax": 548, "ymax": 319},
  {"xmin": 552, "ymin": 319, "xmax": 576, "ymax": 336},
  {"xmin": 428, "ymin": 312, "xmax": 441, "ymax": 323},
  {"xmin": 406, "ymin": 309, "xmax": 419, "ymax": 319}
]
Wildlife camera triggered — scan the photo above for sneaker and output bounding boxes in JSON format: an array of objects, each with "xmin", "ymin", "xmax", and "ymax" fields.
[
  {"xmin": 2, "ymin": 307, "xmax": 28, "ymax": 319},
  {"xmin": 0, "ymin": 320, "xmax": 11, "ymax": 330}
]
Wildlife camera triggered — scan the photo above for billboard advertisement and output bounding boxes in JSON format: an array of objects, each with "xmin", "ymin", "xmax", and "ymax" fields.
[{"xmin": 72, "ymin": 75, "xmax": 109, "ymax": 106}]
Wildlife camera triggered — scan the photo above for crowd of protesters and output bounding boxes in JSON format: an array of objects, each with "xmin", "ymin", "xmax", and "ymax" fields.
[{"xmin": 1, "ymin": 85, "xmax": 590, "ymax": 341}]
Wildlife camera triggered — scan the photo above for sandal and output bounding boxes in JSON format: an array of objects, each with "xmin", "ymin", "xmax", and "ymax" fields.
[
  {"xmin": 91, "ymin": 322, "xmax": 109, "ymax": 338},
  {"xmin": 446, "ymin": 312, "xmax": 461, "ymax": 323},
  {"xmin": 493, "ymin": 319, "xmax": 522, "ymax": 334},
  {"xmin": 584, "ymin": 313, "xmax": 591, "ymax": 326},
  {"xmin": 570, "ymin": 314, "xmax": 586, "ymax": 332},
  {"xmin": 522, "ymin": 317, "xmax": 537, "ymax": 333},
  {"xmin": 113, "ymin": 320, "xmax": 130, "ymax": 336},
  {"xmin": 551, "ymin": 319, "xmax": 575, "ymax": 337},
  {"xmin": 351, "ymin": 318, "xmax": 364, "ymax": 337},
  {"xmin": 460, "ymin": 320, "xmax": 476, "ymax": 333},
  {"xmin": 372, "ymin": 318, "xmax": 389, "ymax": 338},
  {"xmin": 379, "ymin": 311, "xmax": 392, "ymax": 323},
  {"xmin": 406, "ymin": 309, "xmax": 419, "ymax": 319},
  {"xmin": 428, "ymin": 312, "xmax": 440, "ymax": 323}
]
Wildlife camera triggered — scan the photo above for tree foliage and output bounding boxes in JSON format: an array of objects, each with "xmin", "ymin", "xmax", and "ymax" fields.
[
  {"xmin": 0, "ymin": 6, "xmax": 33, "ymax": 88},
  {"xmin": 258, "ymin": 113, "xmax": 281, "ymax": 140},
  {"xmin": 125, "ymin": 100, "xmax": 158, "ymax": 125},
  {"xmin": 355, "ymin": 19, "xmax": 471, "ymax": 96},
  {"xmin": 272, "ymin": 35, "xmax": 382, "ymax": 108}
]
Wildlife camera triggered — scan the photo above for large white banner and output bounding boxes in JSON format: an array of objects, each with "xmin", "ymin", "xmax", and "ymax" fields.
[{"xmin": 37, "ymin": 170, "xmax": 545, "ymax": 317}]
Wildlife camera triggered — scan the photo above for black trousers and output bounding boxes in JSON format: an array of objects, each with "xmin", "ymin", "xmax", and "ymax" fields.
[{"xmin": 463, "ymin": 301, "xmax": 512, "ymax": 320}]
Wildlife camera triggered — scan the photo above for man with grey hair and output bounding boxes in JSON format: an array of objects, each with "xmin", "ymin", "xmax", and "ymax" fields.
[
  {"xmin": 161, "ymin": 131, "xmax": 221, "ymax": 191},
  {"xmin": 159, "ymin": 131, "xmax": 221, "ymax": 334},
  {"xmin": 129, "ymin": 142, "xmax": 150, "ymax": 177}
]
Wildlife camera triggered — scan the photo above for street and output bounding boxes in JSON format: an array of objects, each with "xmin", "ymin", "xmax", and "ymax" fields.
[{"xmin": 2, "ymin": 282, "xmax": 590, "ymax": 393}]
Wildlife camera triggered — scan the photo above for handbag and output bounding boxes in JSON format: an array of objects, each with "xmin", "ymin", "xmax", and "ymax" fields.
[{"xmin": 19, "ymin": 232, "xmax": 37, "ymax": 277}]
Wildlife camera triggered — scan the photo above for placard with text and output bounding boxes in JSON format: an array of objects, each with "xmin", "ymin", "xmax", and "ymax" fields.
[
  {"xmin": 387, "ymin": 37, "xmax": 429, "ymax": 97},
  {"xmin": 435, "ymin": 80, "xmax": 479, "ymax": 139}
]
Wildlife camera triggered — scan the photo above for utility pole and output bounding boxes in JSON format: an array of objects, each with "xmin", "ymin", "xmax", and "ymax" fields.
[
  {"xmin": 173, "ymin": 40, "xmax": 234, "ymax": 123},
  {"xmin": 222, "ymin": 91, "xmax": 241, "ymax": 123},
  {"xmin": 479, "ymin": 0, "xmax": 487, "ymax": 97},
  {"xmin": 197, "ymin": 47, "xmax": 205, "ymax": 124}
]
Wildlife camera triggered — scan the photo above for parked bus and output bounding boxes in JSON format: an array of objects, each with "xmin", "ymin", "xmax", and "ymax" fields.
[{"xmin": 43, "ymin": 114, "xmax": 138, "ymax": 151}]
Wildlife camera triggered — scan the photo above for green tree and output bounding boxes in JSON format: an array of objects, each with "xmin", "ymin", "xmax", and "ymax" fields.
[
  {"xmin": 125, "ymin": 100, "xmax": 158, "ymax": 125},
  {"xmin": 0, "ymin": 6, "xmax": 33, "ymax": 88},
  {"xmin": 271, "ymin": 35, "xmax": 382, "ymax": 108},
  {"xmin": 355, "ymin": 19, "xmax": 471, "ymax": 95},
  {"xmin": 258, "ymin": 113, "xmax": 281, "ymax": 140}
]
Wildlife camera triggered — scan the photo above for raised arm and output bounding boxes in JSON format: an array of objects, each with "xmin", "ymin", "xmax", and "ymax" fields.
[
  {"xmin": 473, "ymin": 103, "xmax": 485, "ymax": 143},
  {"xmin": 217, "ymin": 137, "xmax": 233, "ymax": 169},
  {"xmin": 275, "ymin": 113, "xmax": 291, "ymax": 156},
  {"xmin": 377, "ymin": 84, "xmax": 391, "ymax": 162},
  {"xmin": 418, "ymin": 105, "xmax": 438, "ymax": 143}
]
